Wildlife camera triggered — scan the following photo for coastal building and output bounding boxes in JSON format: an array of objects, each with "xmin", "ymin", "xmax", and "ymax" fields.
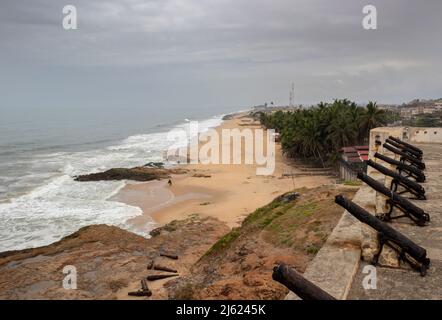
[
  {"xmin": 338, "ymin": 146, "xmax": 368, "ymax": 181},
  {"xmin": 287, "ymin": 126, "xmax": 442, "ymax": 300},
  {"xmin": 423, "ymin": 106, "xmax": 436, "ymax": 114},
  {"xmin": 411, "ymin": 107, "xmax": 421, "ymax": 116},
  {"xmin": 400, "ymin": 108, "xmax": 412, "ymax": 119}
]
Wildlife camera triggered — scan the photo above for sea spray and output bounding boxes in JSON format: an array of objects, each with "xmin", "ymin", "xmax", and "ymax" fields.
[{"xmin": 0, "ymin": 115, "xmax": 226, "ymax": 252}]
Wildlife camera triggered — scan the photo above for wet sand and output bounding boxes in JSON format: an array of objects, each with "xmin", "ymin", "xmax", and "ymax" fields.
[{"xmin": 115, "ymin": 113, "xmax": 333, "ymax": 230}]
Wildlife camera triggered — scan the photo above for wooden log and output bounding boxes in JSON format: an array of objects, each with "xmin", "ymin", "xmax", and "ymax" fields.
[
  {"xmin": 160, "ymin": 252, "xmax": 179, "ymax": 260},
  {"xmin": 335, "ymin": 195, "xmax": 428, "ymax": 263},
  {"xmin": 383, "ymin": 143, "xmax": 426, "ymax": 170},
  {"xmin": 366, "ymin": 160, "xmax": 425, "ymax": 199},
  {"xmin": 386, "ymin": 138, "xmax": 422, "ymax": 160},
  {"xmin": 153, "ymin": 265, "xmax": 178, "ymax": 273},
  {"xmin": 389, "ymin": 136, "xmax": 423, "ymax": 155},
  {"xmin": 374, "ymin": 152, "xmax": 426, "ymax": 183},
  {"xmin": 357, "ymin": 172, "xmax": 430, "ymax": 224},
  {"xmin": 128, "ymin": 290, "xmax": 149, "ymax": 297},
  {"xmin": 141, "ymin": 279, "xmax": 152, "ymax": 295},
  {"xmin": 146, "ymin": 274, "xmax": 179, "ymax": 281},
  {"xmin": 127, "ymin": 278, "xmax": 153, "ymax": 297},
  {"xmin": 272, "ymin": 264, "xmax": 336, "ymax": 300}
]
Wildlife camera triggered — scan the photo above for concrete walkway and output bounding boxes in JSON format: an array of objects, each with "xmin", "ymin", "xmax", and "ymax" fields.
[
  {"xmin": 286, "ymin": 141, "xmax": 442, "ymax": 300},
  {"xmin": 286, "ymin": 185, "xmax": 372, "ymax": 300},
  {"xmin": 348, "ymin": 143, "xmax": 442, "ymax": 299}
]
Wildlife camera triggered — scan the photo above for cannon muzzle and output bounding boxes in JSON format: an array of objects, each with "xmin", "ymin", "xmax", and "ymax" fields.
[
  {"xmin": 335, "ymin": 195, "xmax": 430, "ymax": 275},
  {"xmin": 374, "ymin": 152, "xmax": 426, "ymax": 183},
  {"xmin": 367, "ymin": 159, "xmax": 426, "ymax": 200}
]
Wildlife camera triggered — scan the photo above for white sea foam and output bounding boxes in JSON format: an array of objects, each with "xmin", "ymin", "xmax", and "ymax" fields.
[{"xmin": 0, "ymin": 114, "xmax": 225, "ymax": 252}]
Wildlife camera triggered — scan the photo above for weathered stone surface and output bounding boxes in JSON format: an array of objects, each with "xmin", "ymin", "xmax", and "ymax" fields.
[
  {"xmin": 349, "ymin": 140, "xmax": 442, "ymax": 299},
  {"xmin": 286, "ymin": 186, "xmax": 369, "ymax": 300},
  {"xmin": 361, "ymin": 224, "xmax": 379, "ymax": 262},
  {"xmin": 377, "ymin": 246, "xmax": 400, "ymax": 268},
  {"xmin": 0, "ymin": 216, "xmax": 229, "ymax": 300}
]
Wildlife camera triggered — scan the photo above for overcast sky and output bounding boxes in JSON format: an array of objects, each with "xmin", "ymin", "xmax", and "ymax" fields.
[{"xmin": 0, "ymin": 0, "xmax": 441, "ymax": 111}]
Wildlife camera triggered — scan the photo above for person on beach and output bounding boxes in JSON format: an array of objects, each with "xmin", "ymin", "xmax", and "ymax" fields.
[{"xmin": 168, "ymin": 179, "xmax": 172, "ymax": 186}]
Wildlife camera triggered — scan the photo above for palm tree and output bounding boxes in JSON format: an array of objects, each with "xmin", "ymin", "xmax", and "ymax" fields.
[
  {"xmin": 326, "ymin": 115, "xmax": 358, "ymax": 150},
  {"xmin": 290, "ymin": 114, "xmax": 325, "ymax": 167},
  {"xmin": 260, "ymin": 99, "xmax": 391, "ymax": 167},
  {"xmin": 359, "ymin": 102, "xmax": 386, "ymax": 141}
]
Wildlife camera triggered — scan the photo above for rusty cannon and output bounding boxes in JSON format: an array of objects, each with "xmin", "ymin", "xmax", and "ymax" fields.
[
  {"xmin": 272, "ymin": 264, "xmax": 336, "ymax": 300},
  {"xmin": 357, "ymin": 172, "xmax": 430, "ymax": 226},
  {"xmin": 388, "ymin": 136, "xmax": 423, "ymax": 156},
  {"xmin": 335, "ymin": 195, "xmax": 430, "ymax": 276},
  {"xmin": 374, "ymin": 152, "xmax": 426, "ymax": 183},
  {"xmin": 366, "ymin": 159, "xmax": 426, "ymax": 200},
  {"xmin": 385, "ymin": 138, "xmax": 423, "ymax": 160},
  {"xmin": 383, "ymin": 143, "xmax": 426, "ymax": 170}
]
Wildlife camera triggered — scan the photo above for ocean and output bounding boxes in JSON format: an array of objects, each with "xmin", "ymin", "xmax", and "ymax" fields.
[{"xmin": 0, "ymin": 105, "xmax": 245, "ymax": 252}]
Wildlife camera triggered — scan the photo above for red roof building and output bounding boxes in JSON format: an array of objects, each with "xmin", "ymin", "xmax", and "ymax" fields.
[
  {"xmin": 340, "ymin": 145, "xmax": 369, "ymax": 163},
  {"xmin": 339, "ymin": 145, "xmax": 369, "ymax": 181}
]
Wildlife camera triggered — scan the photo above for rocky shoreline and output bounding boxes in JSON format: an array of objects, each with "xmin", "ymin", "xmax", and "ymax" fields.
[
  {"xmin": 74, "ymin": 166, "xmax": 188, "ymax": 182},
  {"xmin": 0, "ymin": 185, "xmax": 357, "ymax": 300},
  {"xmin": 0, "ymin": 112, "xmax": 352, "ymax": 300}
]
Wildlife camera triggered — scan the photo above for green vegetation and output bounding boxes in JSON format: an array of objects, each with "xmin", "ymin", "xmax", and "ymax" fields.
[
  {"xmin": 343, "ymin": 180, "xmax": 362, "ymax": 186},
  {"xmin": 202, "ymin": 187, "xmax": 350, "ymax": 258},
  {"xmin": 242, "ymin": 199, "xmax": 285, "ymax": 226},
  {"xmin": 203, "ymin": 195, "xmax": 294, "ymax": 256},
  {"xmin": 265, "ymin": 201, "xmax": 320, "ymax": 247},
  {"xmin": 204, "ymin": 228, "xmax": 241, "ymax": 256},
  {"xmin": 306, "ymin": 244, "xmax": 321, "ymax": 255},
  {"xmin": 403, "ymin": 112, "xmax": 442, "ymax": 127},
  {"xmin": 255, "ymin": 99, "xmax": 387, "ymax": 166}
]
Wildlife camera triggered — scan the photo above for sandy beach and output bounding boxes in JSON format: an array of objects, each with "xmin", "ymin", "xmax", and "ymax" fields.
[{"xmin": 114, "ymin": 113, "xmax": 333, "ymax": 232}]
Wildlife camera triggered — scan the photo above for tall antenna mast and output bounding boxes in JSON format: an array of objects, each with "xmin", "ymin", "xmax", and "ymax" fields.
[{"xmin": 289, "ymin": 82, "xmax": 295, "ymax": 107}]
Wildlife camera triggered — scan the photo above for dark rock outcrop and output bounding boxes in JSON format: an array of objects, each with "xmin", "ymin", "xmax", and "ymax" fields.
[
  {"xmin": 143, "ymin": 162, "xmax": 164, "ymax": 169},
  {"xmin": 276, "ymin": 192, "xmax": 301, "ymax": 203},
  {"xmin": 74, "ymin": 167, "xmax": 187, "ymax": 182}
]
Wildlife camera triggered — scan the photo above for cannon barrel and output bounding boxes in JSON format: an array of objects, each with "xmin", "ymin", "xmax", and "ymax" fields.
[
  {"xmin": 335, "ymin": 195, "xmax": 428, "ymax": 262},
  {"xmin": 383, "ymin": 143, "xmax": 426, "ymax": 170},
  {"xmin": 385, "ymin": 138, "xmax": 422, "ymax": 160},
  {"xmin": 389, "ymin": 136, "xmax": 423, "ymax": 155},
  {"xmin": 366, "ymin": 159, "xmax": 425, "ymax": 198},
  {"xmin": 374, "ymin": 152, "xmax": 426, "ymax": 183},
  {"xmin": 272, "ymin": 264, "xmax": 336, "ymax": 300},
  {"xmin": 357, "ymin": 172, "xmax": 429, "ymax": 224}
]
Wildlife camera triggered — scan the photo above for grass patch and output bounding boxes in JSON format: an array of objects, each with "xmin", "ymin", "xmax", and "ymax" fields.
[
  {"xmin": 202, "ymin": 187, "xmax": 354, "ymax": 259},
  {"xmin": 204, "ymin": 193, "xmax": 321, "ymax": 255},
  {"xmin": 204, "ymin": 228, "xmax": 241, "ymax": 256},
  {"xmin": 343, "ymin": 180, "xmax": 362, "ymax": 186},
  {"xmin": 242, "ymin": 200, "xmax": 283, "ymax": 226},
  {"xmin": 306, "ymin": 244, "xmax": 320, "ymax": 255},
  {"xmin": 263, "ymin": 201, "xmax": 320, "ymax": 247}
]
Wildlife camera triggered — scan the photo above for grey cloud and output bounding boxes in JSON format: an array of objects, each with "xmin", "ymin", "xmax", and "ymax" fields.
[{"xmin": 0, "ymin": 0, "xmax": 441, "ymax": 109}]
